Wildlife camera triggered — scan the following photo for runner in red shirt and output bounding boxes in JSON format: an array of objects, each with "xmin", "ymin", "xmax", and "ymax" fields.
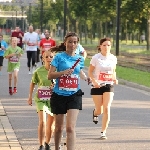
[
  {"xmin": 11, "ymin": 27, "xmax": 24, "ymax": 49},
  {"xmin": 40, "ymin": 31, "xmax": 56, "ymax": 56}
]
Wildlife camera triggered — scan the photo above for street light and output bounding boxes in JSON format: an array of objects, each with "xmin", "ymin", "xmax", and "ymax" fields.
[
  {"xmin": 63, "ymin": 0, "xmax": 67, "ymax": 37},
  {"xmin": 115, "ymin": 0, "xmax": 121, "ymax": 56}
]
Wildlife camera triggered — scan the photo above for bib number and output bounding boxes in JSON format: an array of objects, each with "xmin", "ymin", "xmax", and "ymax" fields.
[
  {"xmin": 38, "ymin": 86, "xmax": 52, "ymax": 101},
  {"xmin": 9, "ymin": 56, "xmax": 19, "ymax": 63},
  {"xmin": 58, "ymin": 74, "xmax": 78, "ymax": 91},
  {"xmin": 99, "ymin": 72, "xmax": 113, "ymax": 81}
]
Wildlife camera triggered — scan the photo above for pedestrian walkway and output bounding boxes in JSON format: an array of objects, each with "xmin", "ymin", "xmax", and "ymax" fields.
[{"xmin": 0, "ymin": 101, "xmax": 22, "ymax": 150}]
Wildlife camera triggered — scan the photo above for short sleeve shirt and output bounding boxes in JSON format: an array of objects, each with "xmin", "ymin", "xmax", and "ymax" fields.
[
  {"xmin": 75, "ymin": 44, "xmax": 85, "ymax": 55},
  {"xmin": 51, "ymin": 52, "xmax": 84, "ymax": 96},
  {"xmin": 0, "ymin": 40, "xmax": 8, "ymax": 56},
  {"xmin": 90, "ymin": 53, "xmax": 117, "ymax": 84},
  {"xmin": 31, "ymin": 66, "xmax": 53, "ymax": 102},
  {"xmin": 4, "ymin": 46, "xmax": 24, "ymax": 72}
]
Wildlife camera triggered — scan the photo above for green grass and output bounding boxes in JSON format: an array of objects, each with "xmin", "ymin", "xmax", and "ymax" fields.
[{"xmin": 84, "ymin": 58, "xmax": 150, "ymax": 87}]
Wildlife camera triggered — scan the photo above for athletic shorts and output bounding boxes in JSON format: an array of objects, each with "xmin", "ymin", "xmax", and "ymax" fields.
[
  {"xmin": 35, "ymin": 100, "xmax": 53, "ymax": 116},
  {"xmin": 8, "ymin": 68, "xmax": 19, "ymax": 74},
  {"xmin": 50, "ymin": 89, "xmax": 83, "ymax": 114},
  {"xmin": 0, "ymin": 56, "xmax": 4, "ymax": 66},
  {"xmin": 91, "ymin": 84, "xmax": 114, "ymax": 95}
]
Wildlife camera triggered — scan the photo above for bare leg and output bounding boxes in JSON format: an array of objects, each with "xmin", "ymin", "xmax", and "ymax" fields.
[
  {"xmin": 9, "ymin": 73, "xmax": 12, "ymax": 87},
  {"xmin": 45, "ymin": 114, "xmax": 54, "ymax": 144},
  {"xmin": 92, "ymin": 95, "xmax": 103, "ymax": 116},
  {"xmin": 102, "ymin": 92, "xmax": 114, "ymax": 132},
  {"xmin": 13, "ymin": 70, "xmax": 18, "ymax": 87},
  {"xmin": 66, "ymin": 109, "xmax": 79, "ymax": 150},
  {"xmin": 38, "ymin": 110, "xmax": 46, "ymax": 146},
  {"xmin": 54, "ymin": 114, "xmax": 64, "ymax": 150}
]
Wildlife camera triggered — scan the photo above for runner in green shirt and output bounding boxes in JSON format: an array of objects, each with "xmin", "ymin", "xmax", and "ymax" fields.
[
  {"xmin": 4, "ymin": 37, "xmax": 23, "ymax": 95},
  {"xmin": 27, "ymin": 50, "xmax": 55, "ymax": 150}
]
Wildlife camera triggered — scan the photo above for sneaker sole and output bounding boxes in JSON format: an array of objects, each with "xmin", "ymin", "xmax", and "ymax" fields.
[{"xmin": 100, "ymin": 136, "xmax": 107, "ymax": 140}]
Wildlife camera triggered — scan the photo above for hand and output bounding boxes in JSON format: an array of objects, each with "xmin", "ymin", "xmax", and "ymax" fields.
[
  {"xmin": 92, "ymin": 80, "xmax": 100, "ymax": 88},
  {"xmin": 1, "ymin": 46, "xmax": 5, "ymax": 50},
  {"xmin": 19, "ymin": 33, "xmax": 22, "ymax": 37},
  {"xmin": 27, "ymin": 98, "xmax": 32, "ymax": 106},
  {"xmin": 63, "ymin": 69, "xmax": 74, "ymax": 75},
  {"xmin": 86, "ymin": 77, "xmax": 92, "ymax": 85},
  {"xmin": 113, "ymin": 79, "xmax": 118, "ymax": 85}
]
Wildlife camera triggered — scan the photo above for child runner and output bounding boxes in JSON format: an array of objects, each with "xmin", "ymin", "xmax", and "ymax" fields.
[
  {"xmin": 4, "ymin": 37, "xmax": 23, "ymax": 95},
  {"xmin": 27, "ymin": 50, "xmax": 55, "ymax": 150}
]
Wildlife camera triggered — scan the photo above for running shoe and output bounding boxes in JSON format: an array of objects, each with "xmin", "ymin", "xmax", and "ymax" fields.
[
  {"xmin": 45, "ymin": 142, "xmax": 51, "ymax": 150},
  {"xmin": 13, "ymin": 87, "xmax": 17, "ymax": 94},
  {"xmin": 100, "ymin": 132, "xmax": 107, "ymax": 140},
  {"xmin": 32, "ymin": 67, "xmax": 36, "ymax": 74},
  {"xmin": 9, "ymin": 87, "xmax": 13, "ymax": 95},
  {"xmin": 38, "ymin": 145, "xmax": 44, "ymax": 150},
  {"xmin": 28, "ymin": 71, "xmax": 32, "ymax": 75},
  {"xmin": 93, "ymin": 109, "xmax": 98, "ymax": 124}
]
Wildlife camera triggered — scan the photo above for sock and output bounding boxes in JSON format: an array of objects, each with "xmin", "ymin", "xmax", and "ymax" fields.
[{"xmin": 9, "ymin": 87, "xmax": 12, "ymax": 89}]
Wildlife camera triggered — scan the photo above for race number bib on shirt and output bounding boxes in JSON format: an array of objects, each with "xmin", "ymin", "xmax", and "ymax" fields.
[
  {"xmin": 58, "ymin": 74, "xmax": 78, "ymax": 91},
  {"xmin": 43, "ymin": 43, "xmax": 51, "ymax": 51},
  {"xmin": 9, "ymin": 56, "xmax": 19, "ymax": 63},
  {"xmin": 99, "ymin": 72, "xmax": 113, "ymax": 82},
  {"xmin": 38, "ymin": 86, "xmax": 52, "ymax": 101}
]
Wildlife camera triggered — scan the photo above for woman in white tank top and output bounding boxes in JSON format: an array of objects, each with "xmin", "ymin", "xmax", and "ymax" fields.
[{"xmin": 88, "ymin": 37, "xmax": 118, "ymax": 140}]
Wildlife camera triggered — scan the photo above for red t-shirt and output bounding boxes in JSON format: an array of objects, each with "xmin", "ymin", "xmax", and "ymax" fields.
[
  {"xmin": 40, "ymin": 38, "xmax": 56, "ymax": 55},
  {"xmin": 11, "ymin": 31, "xmax": 24, "ymax": 48}
]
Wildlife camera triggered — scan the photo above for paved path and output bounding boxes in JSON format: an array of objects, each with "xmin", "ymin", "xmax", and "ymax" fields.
[{"xmin": 0, "ymin": 53, "xmax": 150, "ymax": 150}]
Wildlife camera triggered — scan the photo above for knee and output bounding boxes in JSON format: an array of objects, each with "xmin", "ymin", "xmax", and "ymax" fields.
[
  {"xmin": 55, "ymin": 125, "xmax": 63, "ymax": 133},
  {"xmin": 66, "ymin": 126, "xmax": 74, "ymax": 134},
  {"xmin": 39, "ymin": 120, "xmax": 45, "ymax": 127},
  {"xmin": 103, "ymin": 106, "xmax": 110, "ymax": 114}
]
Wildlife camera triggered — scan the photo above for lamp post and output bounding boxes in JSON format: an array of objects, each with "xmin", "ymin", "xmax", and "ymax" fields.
[
  {"xmin": 115, "ymin": 0, "xmax": 121, "ymax": 56},
  {"xmin": 63, "ymin": 0, "xmax": 67, "ymax": 37},
  {"xmin": 40, "ymin": 0, "xmax": 43, "ymax": 32}
]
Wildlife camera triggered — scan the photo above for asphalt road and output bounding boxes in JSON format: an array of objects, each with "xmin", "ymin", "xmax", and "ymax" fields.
[{"xmin": 0, "ymin": 53, "xmax": 150, "ymax": 150}]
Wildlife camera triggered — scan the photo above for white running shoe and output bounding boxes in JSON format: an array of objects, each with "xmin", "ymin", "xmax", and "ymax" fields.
[
  {"xmin": 32, "ymin": 67, "xmax": 35, "ymax": 74},
  {"xmin": 100, "ymin": 132, "xmax": 107, "ymax": 140},
  {"xmin": 28, "ymin": 71, "xmax": 32, "ymax": 75}
]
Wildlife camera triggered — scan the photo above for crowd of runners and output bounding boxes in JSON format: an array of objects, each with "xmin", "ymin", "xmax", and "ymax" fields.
[{"xmin": 0, "ymin": 25, "xmax": 118, "ymax": 150}]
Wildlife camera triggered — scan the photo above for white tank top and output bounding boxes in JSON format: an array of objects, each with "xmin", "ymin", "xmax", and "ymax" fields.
[{"xmin": 90, "ymin": 53, "xmax": 117, "ymax": 85}]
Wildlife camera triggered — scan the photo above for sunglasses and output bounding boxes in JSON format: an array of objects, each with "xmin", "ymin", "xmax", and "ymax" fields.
[{"xmin": 45, "ymin": 56, "xmax": 53, "ymax": 58}]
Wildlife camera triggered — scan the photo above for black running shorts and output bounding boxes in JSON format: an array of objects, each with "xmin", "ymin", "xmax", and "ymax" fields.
[
  {"xmin": 91, "ymin": 84, "xmax": 114, "ymax": 95},
  {"xmin": 50, "ymin": 89, "xmax": 83, "ymax": 114},
  {"xmin": 0, "ymin": 56, "xmax": 4, "ymax": 66}
]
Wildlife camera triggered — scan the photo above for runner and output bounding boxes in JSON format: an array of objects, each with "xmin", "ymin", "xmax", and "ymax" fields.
[
  {"xmin": 40, "ymin": 30, "xmax": 56, "ymax": 64},
  {"xmin": 75, "ymin": 43, "xmax": 87, "ymax": 59},
  {"xmin": 0, "ymin": 34, "xmax": 8, "ymax": 75},
  {"xmin": 48, "ymin": 32, "xmax": 88, "ymax": 150},
  {"xmin": 11, "ymin": 26, "xmax": 24, "ymax": 49},
  {"xmin": 23, "ymin": 25, "xmax": 38, "ymax": 74},
  {"xmin": 88, "ymin": 37, "xmax": 118, "ymax": 140},
  {"xmin": 35, "ymin": 29, "xmax": 43, "ymax": 67},
  {"xmin": 4, "ymin": 37, "xmax": 23, "ymax": 95},
  {"xmin": 27, "ymin": 50, "xmax": 55, "ymax": 150}
]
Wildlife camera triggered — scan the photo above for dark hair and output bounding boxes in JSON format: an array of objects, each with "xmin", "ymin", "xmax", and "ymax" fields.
[
  {"xmin": 97, "ymin": 37, "xmax": 111, "ymax": 52},
  {"xmin": 51, "ymin": 32, "xmax": 79, "ymax": 52},
  {"xmin": 0, "ymin": 34, "xmax": 3, "ymax": 37}
]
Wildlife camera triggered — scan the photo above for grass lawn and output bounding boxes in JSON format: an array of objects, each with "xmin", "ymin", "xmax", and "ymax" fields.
[{"xmin": 84, "ymin": 58, "xmax": 150, "ymax": 87}]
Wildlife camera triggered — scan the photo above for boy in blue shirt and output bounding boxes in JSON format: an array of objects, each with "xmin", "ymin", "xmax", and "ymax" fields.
[{"xmin": 0, "ymin": 34, "xmax": 8, "ymax": 75}]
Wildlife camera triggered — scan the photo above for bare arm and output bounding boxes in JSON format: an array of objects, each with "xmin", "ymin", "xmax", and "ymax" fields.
[
  {"xmin": 48, "ymin": 65, "xmax": 74, "ymax": 80},
  {"xmin": 88, "ymin": 64, "xmax": 100, "ymax": 88},
  {"xmin": 27, "ymin": 82, "xmax": 35, "ymax": 106}
]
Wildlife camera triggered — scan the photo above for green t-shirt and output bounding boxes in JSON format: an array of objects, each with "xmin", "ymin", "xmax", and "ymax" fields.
[
  {"xmin": 4, "ymin": 46, "xmax": 24, "ymax": 72},
  {"xmin": 31, "ymin": 66, "xmax": 52, "ymax": 102}
]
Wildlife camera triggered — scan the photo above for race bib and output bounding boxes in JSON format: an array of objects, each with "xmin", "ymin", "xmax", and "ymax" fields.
[
  {"xmin": 38, "ymin": 86, "xmax": 52, "ymax": 101},
  {"xmin": 9, "ymin": 56, "xmax": 19, "ymax": 63},
  {"xmin": 58, "ymin": 74, "xmax": 78, "ymax": 91},
  {"xmin": 99, "ymin": 72, "xmax": 113, "ymax": 81}
]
